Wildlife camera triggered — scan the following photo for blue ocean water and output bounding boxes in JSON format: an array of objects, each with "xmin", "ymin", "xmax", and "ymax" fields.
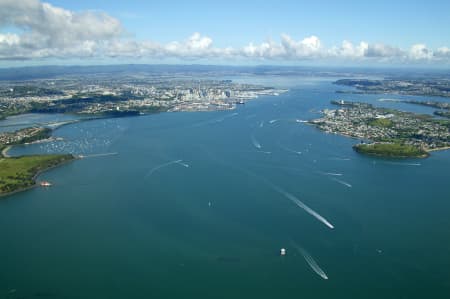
[{"xmin": 1, "ymin": 76, "xmax": 450, "ymax": 298}]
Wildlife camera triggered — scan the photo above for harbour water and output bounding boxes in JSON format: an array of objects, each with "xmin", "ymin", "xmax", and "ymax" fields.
[{"xmin": 1, "ymin": 76, "xmax": 450, "ymax": 298}]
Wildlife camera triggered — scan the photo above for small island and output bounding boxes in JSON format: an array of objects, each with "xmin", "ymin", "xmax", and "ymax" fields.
[
  {"xmin": 352, "ymin": 142, "xmax": 428, "ymax": 158},
  {"xmin": 0, "ymin": 127, "xmax": 74, "ymax": 197},
  {"xmin": 309, "ymin": 101, "xmax": 450, "ymax": 158}
]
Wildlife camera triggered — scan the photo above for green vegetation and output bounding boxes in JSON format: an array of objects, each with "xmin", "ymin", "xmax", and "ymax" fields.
[
  {"xmin": 368, "ymin": 118, "xmax": 393, "ymax": 128},
  {"xmin": 353, "ymin": 142, "xmax": 428, "ymax": 158},
  {"xmin": 0, "ymin": 127, "xmax": 53, "ymax": 147},
  {"xmin": 20, "ymin": 128, "xmax": 52, "ymax": 144},
  {"xmin": 311, "ymin": 100, "xmax": 450, "ymax": 158},
  {"xmin": 0, "ymin": 126, "xmax": 74, "ymax": 196},
  {"xmin": 0, "ymin": 154, "xmax": 74, "ymax": 195}
]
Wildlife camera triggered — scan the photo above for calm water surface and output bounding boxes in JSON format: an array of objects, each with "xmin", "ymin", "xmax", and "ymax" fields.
[{"xmin": 1, "ymin": 77, "xmax": 450, "ymax": 298}]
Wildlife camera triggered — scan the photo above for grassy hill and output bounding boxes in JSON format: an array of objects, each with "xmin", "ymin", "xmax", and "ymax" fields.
[{"xmin": 0, "ymin": 154, "xmax": 74, "ymax": 196}]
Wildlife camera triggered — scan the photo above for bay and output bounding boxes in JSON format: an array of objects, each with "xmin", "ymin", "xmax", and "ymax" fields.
[{"xmin": 1, "ymin": 76, "xmax": 450, "ymax": 298}]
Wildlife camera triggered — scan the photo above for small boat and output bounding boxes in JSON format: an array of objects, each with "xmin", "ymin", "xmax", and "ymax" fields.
[{"xmin": 40, "ymin": 181, "xmax": 52, "ymax": 187}]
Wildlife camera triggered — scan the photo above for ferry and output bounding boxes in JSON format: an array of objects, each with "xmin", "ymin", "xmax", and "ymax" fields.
[{"xmin": 39, "ymin": 181, "xmax": 52, "ymax": 187}]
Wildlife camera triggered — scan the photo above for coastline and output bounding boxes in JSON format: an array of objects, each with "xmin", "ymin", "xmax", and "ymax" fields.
[
  {"xmin": 1, "ymin": 145, "xmax": 11, "ymax": 158},
  {"xmin": 426, "ymin": 146, "xmax": 450, "ymax": 153},
  {"xmin": 353, "ymin": 148, "xmax": 430, "ymax": 159},
  {"xmin": 308, "ymin": 101, "xmax": 450, "ymax": 159},
  {"xmin": 0, "ymin": 155, "xmax": 76, "ymax": 199}
]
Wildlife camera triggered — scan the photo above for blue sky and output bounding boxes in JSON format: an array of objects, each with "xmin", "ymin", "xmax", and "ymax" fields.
[
  {"xmin": 48, "ymin": 0, "xmax": 450, "ymax": 48},
  {"xmin": 0, "ymin": 0, "xmax": 449, "ymax": 66}
]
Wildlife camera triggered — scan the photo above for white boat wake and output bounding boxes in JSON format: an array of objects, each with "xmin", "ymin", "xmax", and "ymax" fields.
[
  {"xmin": 227, "ymin": 167, "xmax": 334, "ymax": 229},
  {"xmin": 257, "ymin": 151, "xmax": 272, "ymax": 154},
  {"xmin": 383, "ymin": 162, "xmax": 421, "ymax": 166},
  {"xmin": 331, "ymin": 178, "xmax": 352, "ymax": 188},
  {"xmin": 251, "ymin": 135, "xmax": 262, "ymax": 149},
  {"xmin": 292, "ymin": 242, "xmax": 329, "ymax": 280},
  {"xmin": 278, "ymin": 144, "xmax": 302, "ymax": 155},
  {"xmin": 145, "ymin": 159, "xmax": 184, "ymax": 177},
  {"xmin": 329, "ymin": 157, "xmax": 351, "ymax": 161},
  {"xmin": 176, "ymin": 160, "xmax": 190, "ymax": 168},
  {"xmin": 318, "ymin": 172, "xmax": 343, "ymax": 176},
  {"xmin": 269, "ymin": 119, "xmax": 278, "ymax": 124},
  {"xmin": 270, "ymin": 184, "xmax": 334, "ymax": 229}
]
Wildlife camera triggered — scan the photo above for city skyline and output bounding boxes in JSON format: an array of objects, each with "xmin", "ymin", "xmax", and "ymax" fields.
[{"xmin": 1, "ymin": 0, "xmax": 450, "ymax": 67}]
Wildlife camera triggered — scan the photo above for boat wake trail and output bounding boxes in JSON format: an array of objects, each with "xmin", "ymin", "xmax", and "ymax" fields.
[
  {"xmin": 278, "ymin": 144, "xmax": 302, "ymax": 155},
  {"xmin": 317, "ymin": 171, "xmax": 343, "ymax": 176},
  {"xmin": 220, "ymin": 166, "xmax": 334, "ymax": 229},
  {"xmin": 324, "ymin": 172, "xmax": 343, "ymax": 176},
  {"xmin": 383, "ymin": 162, "xmax": 421, "ymax": 166},
  {"xmin": 329, "ymin": 157, "xmax": 351, "ymax": 161},
  {"xmin": 331, "ymin": 178, "xmax": 352, "ymax": 188},
  {"xmin": 259, "ymin": 121, "xmax": 264, "ymax": 128},
  {"xmin": 257, "ymin": 151, "xmax": 272, "ymax": 154},
  {"xmin": 292, "ymin": 242, "xmax": 329, "ymax": 280},
  {"xmin": 176, "ymin": 160, "xmax": 190, "ymax": 168},
  {"xmin": 79, "ymin": 152, "xmax": 118, "ymax": 159},
  {"xmin": 145, "ymin": 159, "xmax": 183, "ymax": 177},
  {"xmin": 269, "ymin": 119, "xmax": 278, "ymax": 124},
  {"xmin": 251, "ymin": 135, "xmax": 262, "ymax": 149},
  {"xmin": 270, "ymin": 184, "xmax": 334, "ymax": 229}
]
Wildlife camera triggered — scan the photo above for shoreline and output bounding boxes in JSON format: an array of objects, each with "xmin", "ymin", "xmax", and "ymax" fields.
[
  {"xmin": 426, "ymin": 146, "xmax": 450, "ymax": 153},
  {"xmin": 0, "ymin": 155, "xmax": 76, "ymax": 199},
  {"xmin": 1, "ymin": 145, "xmax": 11, "ymax": 158}
]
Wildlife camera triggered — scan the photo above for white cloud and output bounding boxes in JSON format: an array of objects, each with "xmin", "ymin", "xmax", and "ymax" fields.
[
  {"xmin": 0, "ymin": 0, "xmax": 449, "ymax": 64},
  {"xmin": 239, "ymin": 35, "xmax": 322, "ymax": 60},
  {"xmin": 0, "ymin": 0, "xmax": 123, "ymax": 59},
  {"xmin": 365, "ymin": 43, "xmax": 404, "ymax": 58},
  {"xmin": 435, "ymin": 47, "xmax": 450, "ymax": 58},
  {"xmin": 0, "ymin": 33, "xmax": 20, "ymax": 46},
  {"xmin": 409, "ymin": 44, "xmax": 433, "ymax": 60},
  {"xmin": 241, "ymin": 40, "xmax": 284, "ymax": 59},
  {"xmin": 328, "ymin": 40, "xmax": 368, "ymax": 58},
  {"xmin": 165, "ymin": 32, "xmax": 215, "ymax": 57},
  {"xmin": 281, "ymin": 34, "xmax": 322, "ymax": 58}
]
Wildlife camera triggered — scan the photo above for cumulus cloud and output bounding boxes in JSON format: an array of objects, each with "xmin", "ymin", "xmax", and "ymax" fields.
[
  {"xmin": 365, "ymin": 43, "xmax": 404, "ymax": 58},
  {"xmin": 0, "ymin": 0, "xmax": 123, "ymax": 59},
  {"xmin": 281, "ymin": 34, "xmax": 322, "ymax": 58},
  {"xmin": 0, "ymin": 0, "xmax": 449, "ymax": 64},
  {"xmin": 328, "ymin": 40, "xmax": 368, "ymax": 58},
  {"xmin": 409, "ymin": 44, "xmax": 433, "ymax": 60},
  {"xmin": 435, "ymin": 47, "xmax": 450, "ymax": 59}
]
